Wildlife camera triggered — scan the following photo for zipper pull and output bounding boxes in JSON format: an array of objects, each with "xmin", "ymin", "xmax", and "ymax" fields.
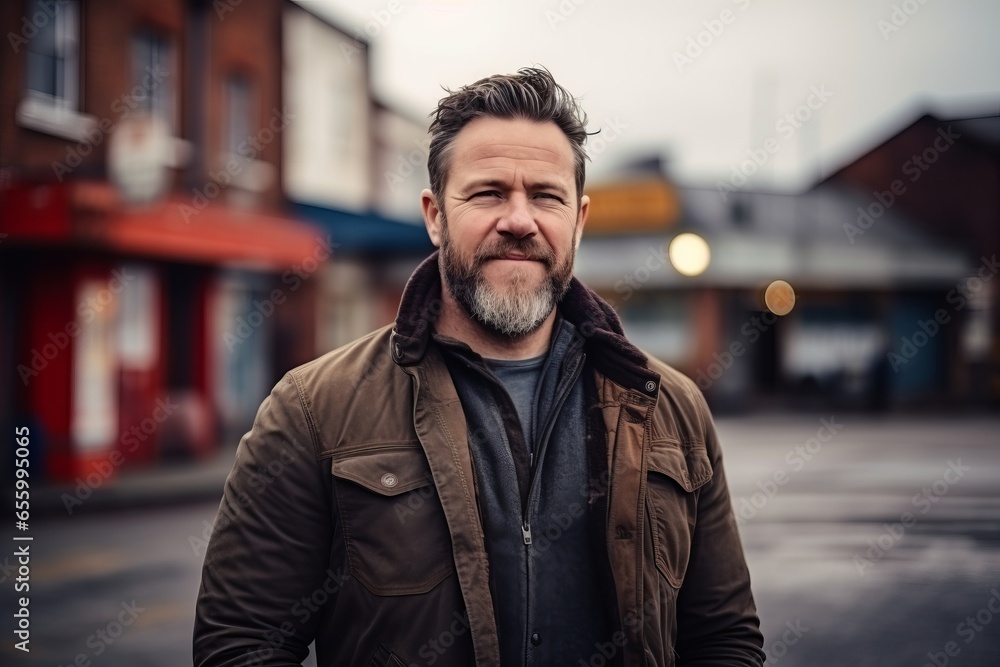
[{"xmin": 522, "ymin": 522, "xmax": 532, "ymax": 545}]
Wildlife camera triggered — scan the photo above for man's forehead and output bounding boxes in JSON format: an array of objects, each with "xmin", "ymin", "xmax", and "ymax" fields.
[{"xmin": 450, "ymin": 118, "xmax": 575, "ymax": 175}]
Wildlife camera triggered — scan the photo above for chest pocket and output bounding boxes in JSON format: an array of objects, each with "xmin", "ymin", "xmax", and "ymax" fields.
[
  {"xmin": 645, "ymin": 438, "xmax": 713, "ymax": 588},
  {"xmin": 331, "ymin": 444, "xmax": 455, "ymax": 596}
]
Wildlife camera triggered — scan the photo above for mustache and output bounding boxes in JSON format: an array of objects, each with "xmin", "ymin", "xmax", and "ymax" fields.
[{"xmin": 473, "ymin": 237, "xmax": 555, "ymax": 266}]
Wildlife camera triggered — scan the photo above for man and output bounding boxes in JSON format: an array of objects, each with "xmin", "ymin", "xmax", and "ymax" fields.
[{"xmin": 194, "ymin": 67, "xmax": 764, "ymax": 667}]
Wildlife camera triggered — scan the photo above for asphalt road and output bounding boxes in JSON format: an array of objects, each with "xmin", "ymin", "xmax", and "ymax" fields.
[
  {"xmin": 721, "ymin": 414, "xmax": 1000, "ymax": 667},
  {"xmin": 4, "ymin": 414, "xmax": 999, "ymax": 666}
]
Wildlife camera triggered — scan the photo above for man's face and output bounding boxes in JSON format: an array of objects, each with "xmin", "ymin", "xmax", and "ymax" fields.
[{"xmin": 422, "ymin": 117, "xmax": 589, "ymax": 339}]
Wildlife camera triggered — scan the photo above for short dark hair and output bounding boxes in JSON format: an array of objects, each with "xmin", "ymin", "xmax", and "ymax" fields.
[{"xmin": 426, "ymin": 66, "xmax": 590, "ymax": 206}]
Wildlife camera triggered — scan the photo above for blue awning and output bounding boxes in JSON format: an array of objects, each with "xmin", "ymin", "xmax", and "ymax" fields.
[{"xmin": 291, "ymin": 202, "xmax": 434, "ymax": 256}]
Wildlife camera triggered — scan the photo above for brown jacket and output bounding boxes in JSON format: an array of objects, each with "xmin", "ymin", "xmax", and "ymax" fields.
[{"xmin": 194, "ymin": 253, "xmax": 764, "ymax": 666}]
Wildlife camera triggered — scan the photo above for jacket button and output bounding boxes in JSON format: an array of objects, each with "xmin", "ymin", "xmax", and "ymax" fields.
[
  {"xmin": 530, "ymin": 632, "xmax": 541, "ymax": 646},
  {"xmin": 380, "ymin": 473, "xmax": 398, "ymax": 488},
  {"xmin": 645, "ymin": 380, "xmax": 656, "ymax": 393}
]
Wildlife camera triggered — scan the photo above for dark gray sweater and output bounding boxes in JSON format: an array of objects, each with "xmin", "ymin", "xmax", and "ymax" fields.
[{"xmin": 437, "ymin": 317, "xmax": 611, "ymax": 666}]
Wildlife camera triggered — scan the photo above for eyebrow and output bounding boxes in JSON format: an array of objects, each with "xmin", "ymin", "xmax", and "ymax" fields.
[{"xmin": 460, "ymin": 178, "xmax": 570, "ymax": 197}]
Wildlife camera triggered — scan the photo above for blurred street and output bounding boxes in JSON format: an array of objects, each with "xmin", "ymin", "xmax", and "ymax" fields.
[
  {"xmin": 5, "ymin": 414, "xmax": 997, "ymax": 666},
  {"xmin": 721, "ymin": 414, "xmax": 1000, "ymax": 667}
]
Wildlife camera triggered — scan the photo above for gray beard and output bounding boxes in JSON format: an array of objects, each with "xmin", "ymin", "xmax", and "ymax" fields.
[{"xmin": 439, "ymin": 220, "xmax": 575, "ymax": 340}]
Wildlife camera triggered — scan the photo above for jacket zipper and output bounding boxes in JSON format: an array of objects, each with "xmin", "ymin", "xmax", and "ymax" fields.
[
  {"xmin": 449, "ymin": 339, "xmax": 586, "ymax": 665},
  {"xmin": 520, "ymin": 348, "xmax": 585, "ymax": 666},
  {"xmin": 521, "ymin": 349, "xmax": 585, "ymax": 544}
]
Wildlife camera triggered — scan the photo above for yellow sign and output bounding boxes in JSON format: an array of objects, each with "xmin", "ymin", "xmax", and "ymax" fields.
[{"xmin": 584, "ymin": 178, "xmax": 679, "ymax": 233}]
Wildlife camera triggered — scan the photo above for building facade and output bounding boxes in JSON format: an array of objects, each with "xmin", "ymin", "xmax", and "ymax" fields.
[
  {"xmin": 282, "ymin": 1, "xmax": 434, "ymax": 353},
  {"xmin": 578, "ymin": 141, "xmax": 985, "ymax": 411},
  {"xmin": 1, "ymin": 0, "xmax": 325, "ymax": 482}
]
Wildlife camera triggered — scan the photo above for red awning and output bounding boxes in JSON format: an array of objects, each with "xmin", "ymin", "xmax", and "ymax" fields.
[
  {"xmin": 84, "ymin": 198, "xmax": 329, "ymax": 270},
  {"xmin": 1, "ymin": 182, "xmax": 330, "ymax": 270}
]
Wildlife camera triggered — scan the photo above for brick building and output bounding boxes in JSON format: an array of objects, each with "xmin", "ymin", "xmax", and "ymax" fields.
[
  {"xmin": 825, "ymin": 113, "xmax": 1000, "ymax": 406},
  {"xmin": 0, "ymin": 0, "xmax": 325, "ymax": 482}
]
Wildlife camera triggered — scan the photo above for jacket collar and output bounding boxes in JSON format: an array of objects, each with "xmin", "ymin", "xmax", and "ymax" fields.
[{"xmin": 389, "ymin": 251, "xmax": 661, "ymax": 398}]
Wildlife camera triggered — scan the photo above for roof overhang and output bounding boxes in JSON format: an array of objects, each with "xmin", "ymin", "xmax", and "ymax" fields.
[{"xmin": 1, "ymin": 181, "xmax": 328, "ymax": 270}]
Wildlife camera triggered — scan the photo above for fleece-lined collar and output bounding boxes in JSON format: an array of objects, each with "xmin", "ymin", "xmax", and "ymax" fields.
[{"xmin": 388, "ymin": 251, "xmax": 661, "ymax": 399}]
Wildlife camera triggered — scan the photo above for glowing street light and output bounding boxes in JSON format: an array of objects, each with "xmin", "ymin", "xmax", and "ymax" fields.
[
  {"xmin": 764, "ymin": 279, "xmax": 796, "ymax": 316},
  {"xmin": 668, "ymin": 232, "xmax": 711, "ymax": 277}
]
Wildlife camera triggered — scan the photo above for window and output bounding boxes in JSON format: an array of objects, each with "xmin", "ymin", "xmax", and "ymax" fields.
[
  {"xmin": 223, "ymin": 72, "xmax": 273, "ymax": 202},
  {"xmin": 225, "ymin": 73, "xmax": 254, "ymax": 156},
  {"xmin": 24, "ymin": 0, "xmax": 79, "ymax": 110},
  {"xmin": 131, "ymin": 29, "xmax": 176, "ymax": 130},
  {"xmin": 17, "ymin": 0, "xmax": 94, "ymax": 141}
]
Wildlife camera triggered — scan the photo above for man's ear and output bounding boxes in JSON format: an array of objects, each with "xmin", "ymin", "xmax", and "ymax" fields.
[
  {"xmin": 421, "ymin": 189, "xmax": 443, "ymax": 247},
  {"xmin": 575, "ymin": 194, "xmax": 590, "ymax": 251}
]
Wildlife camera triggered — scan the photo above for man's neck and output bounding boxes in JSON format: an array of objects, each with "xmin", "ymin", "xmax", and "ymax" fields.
[{"xmin": 435, "ymin": 289, "xmax": 556, "ymax": 361}]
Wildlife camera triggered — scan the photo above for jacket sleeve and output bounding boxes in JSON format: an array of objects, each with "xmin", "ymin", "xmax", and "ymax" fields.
[
  {"xmin": 194, "ymin": 371, "xmax": 334, "ymax": 666},
  {"xmin": 674, "ymin": 387, "xmax": 765, "ymax": 666}
]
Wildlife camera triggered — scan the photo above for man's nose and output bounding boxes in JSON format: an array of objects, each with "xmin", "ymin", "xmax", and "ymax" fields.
[{"xmin": 495, "ymin": 194, "xmax": 537, "ymax": 239}]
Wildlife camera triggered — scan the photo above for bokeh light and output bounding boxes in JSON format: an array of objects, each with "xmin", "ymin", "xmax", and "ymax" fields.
[
  {"xmin": 668, "ymin": 232, "xmax": 711, "ymax": 277},
  {"xmin": 764, "ymin": 279, "xmax": 796, "ymax": 316}
]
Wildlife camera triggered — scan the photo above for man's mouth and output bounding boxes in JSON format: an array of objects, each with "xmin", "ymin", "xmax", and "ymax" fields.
[{"xmin": 476, "ymin": 247, "xmax": 551, "ymax": 267}]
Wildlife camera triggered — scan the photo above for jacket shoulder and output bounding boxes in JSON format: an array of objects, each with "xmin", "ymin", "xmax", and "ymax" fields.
[
  {"xmin": 278, "ymin": 324, "xmax": 415, "ymax": 455},
  {"xmin": 286, "ymin": 324, "xmax": 395, "ymax": 389},
  {"xmin": 637, "ymin": 348, "xmax": 714, "ymax": 446}
]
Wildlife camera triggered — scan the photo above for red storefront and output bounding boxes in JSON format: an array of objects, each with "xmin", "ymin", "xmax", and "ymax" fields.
[{"xmin": 2, "ymin": 180, "xmax": 325, "ymax": 483}]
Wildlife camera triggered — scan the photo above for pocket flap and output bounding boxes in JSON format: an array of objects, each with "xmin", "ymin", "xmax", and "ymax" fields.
[
  {"xmin": 331, "ymin": 445, "xmax": 434, "ymax": 496},
  {"xmin": 646, "ymin": 438, "xmax": 712, "ymax": 492}
]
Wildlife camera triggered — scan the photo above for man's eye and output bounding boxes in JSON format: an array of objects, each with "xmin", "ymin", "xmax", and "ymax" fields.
[
  {"xmin": 535, "ymin": 193, "xmax": 564, "ymax": 203},
  {"xmin": 472, "ymin": 191, "xmax": 501, "ymax": 198}
]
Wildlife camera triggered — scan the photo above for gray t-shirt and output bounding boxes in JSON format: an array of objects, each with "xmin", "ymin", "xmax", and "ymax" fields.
[{"xmin": 484, "ymin": 353, "xmax": 547, "ymax": 452}]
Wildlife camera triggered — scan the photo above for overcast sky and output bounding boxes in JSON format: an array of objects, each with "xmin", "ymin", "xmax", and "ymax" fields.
[{"xmin": 298, "ymin": 0, "xmax": 1000, "ymax": 191}]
